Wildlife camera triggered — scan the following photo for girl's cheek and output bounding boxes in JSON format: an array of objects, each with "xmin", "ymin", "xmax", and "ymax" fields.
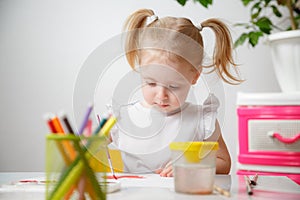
[
  {"xmin": 142, "ymin": 87, "xmax": 155, "ymax": 102},
  {"xmin": 171, "ymin": 88, "xmax": 190, "ymax": 102}
]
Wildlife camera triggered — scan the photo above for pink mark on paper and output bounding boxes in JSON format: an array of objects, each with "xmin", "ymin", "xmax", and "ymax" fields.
[{"xmin": 105, "ymin": 175, "xmax": 145, "ymax": 179}]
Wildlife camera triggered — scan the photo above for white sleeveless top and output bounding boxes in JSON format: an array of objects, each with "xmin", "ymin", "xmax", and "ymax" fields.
[{"xmin": 110, "ymin": 94, "xmax": 219, "ymax": 173}]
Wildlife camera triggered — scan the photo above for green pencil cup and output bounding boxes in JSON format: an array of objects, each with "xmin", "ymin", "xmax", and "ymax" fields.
[{"xmin": 45, "ymin": 134, "xmax": 108, "ymax": 200}]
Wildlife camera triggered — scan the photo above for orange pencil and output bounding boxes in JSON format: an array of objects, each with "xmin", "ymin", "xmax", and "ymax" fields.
[
  {"xmin": 51, "ymin": 114, "xmax": 78, "ymax": 199},
  {"xmin": 51, "ymin": 115, "xmax": 76, "ymax": 160},
  {"xmin": 44, "ymin": 114, "xmax": 71, "ymax": 164}
]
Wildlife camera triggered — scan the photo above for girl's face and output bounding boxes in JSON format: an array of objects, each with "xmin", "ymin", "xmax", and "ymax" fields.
[{"xmin": 139, "ymin": 54, "xmax": 200, "ymax": 113}]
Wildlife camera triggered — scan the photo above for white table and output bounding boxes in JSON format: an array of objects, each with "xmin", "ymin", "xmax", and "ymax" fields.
[{"xmin": 0, "ymin": 172, "xmax": 299, "ymax": 200}]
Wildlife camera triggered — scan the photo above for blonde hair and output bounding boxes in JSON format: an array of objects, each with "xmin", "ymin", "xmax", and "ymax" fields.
[{"xmin": 123, "ymin": 9, "xmax": 242, "ymax": 84}]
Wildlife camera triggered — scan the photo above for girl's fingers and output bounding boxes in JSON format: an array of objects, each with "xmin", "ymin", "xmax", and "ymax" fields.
[
  {"xmin": 166, "ymin": 170, "xmax": 173, "ymax": 177},
  {"xmin": 160, "ymin": 165, "xmax": 173, "ymax": 177},
  {"xmin": 155, "ymin": 168, "xmax": 163, "ymax": 174}
]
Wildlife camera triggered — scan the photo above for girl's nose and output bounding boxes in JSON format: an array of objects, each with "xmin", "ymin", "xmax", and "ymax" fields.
[{"xmin": 156, "ymin": 85, "xmax": 168, "ymax": 100}]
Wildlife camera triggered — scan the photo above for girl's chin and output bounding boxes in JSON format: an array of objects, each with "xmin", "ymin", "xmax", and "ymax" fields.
[
  {"xmin": 154, "ymin": 105, "xmax": 179, "ymax": 113},
  {"xmin": 157, "ymin": 107, "xmax": 170, "ymax": 112}
]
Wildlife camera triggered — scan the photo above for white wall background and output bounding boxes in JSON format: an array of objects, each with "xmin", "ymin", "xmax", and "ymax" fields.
[{"xmin": 0, "ymin": 0, "xmax": 280, "ymax": 172}]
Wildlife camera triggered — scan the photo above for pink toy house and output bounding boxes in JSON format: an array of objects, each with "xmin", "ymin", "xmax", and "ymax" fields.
[{"xmin": 237, "ymin": 92, "xmax": 300, "ymax": 184}]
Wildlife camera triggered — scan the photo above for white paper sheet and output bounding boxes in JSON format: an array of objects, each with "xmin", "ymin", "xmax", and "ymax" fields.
[{"xmin": 115, "ymin": 173, "xmax": 174, "ymax": 188}]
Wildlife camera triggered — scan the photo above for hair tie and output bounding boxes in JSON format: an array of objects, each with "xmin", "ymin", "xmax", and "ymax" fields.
[
  {"xmin": 196, "ymin": 24, "xmax": 203, "ymax": 32},
  {"xmin": 145, "ymin": 15, "xmax": 158, "ymax": 26}
]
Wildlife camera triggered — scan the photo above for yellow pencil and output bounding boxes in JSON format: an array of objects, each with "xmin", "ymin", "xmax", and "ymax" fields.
[{"xmin": 98, "ymin": 116, "xmax": 117, "ymax": 137}]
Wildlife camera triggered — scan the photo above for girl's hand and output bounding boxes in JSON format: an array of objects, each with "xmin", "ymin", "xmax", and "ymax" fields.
[{"xmin": 155, "ymin": 162, "xmax": 173, "ymax": 177}]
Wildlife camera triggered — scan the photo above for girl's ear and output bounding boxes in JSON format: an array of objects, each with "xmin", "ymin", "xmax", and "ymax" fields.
[{"xmin": 191, "ymin": 67, "xmax": 201, "ymax": 85}]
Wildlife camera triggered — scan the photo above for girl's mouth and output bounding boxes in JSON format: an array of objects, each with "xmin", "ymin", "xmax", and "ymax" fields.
[{"xmin": 157, "ymin": 104, "xmax": 169, "ymax": 109}]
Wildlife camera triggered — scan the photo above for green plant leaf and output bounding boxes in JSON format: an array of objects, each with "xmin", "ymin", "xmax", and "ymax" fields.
[
  {"xmin": 242, "ymin": 0, "xmax": 252, "ymax": 6},
  {"xmin": 271, "ymin": 5, "xmax": 282, "ymax": 17},
  {"xmin": 234, "ymin": 33, "xmax": 249, "ymax": 48},
  {"xmin": 177, "ymin": 0, "xmax": 213, "ymax": 7},
  {"xmin": 255, "ymin": 17, "xmax": 273, "ymax": 34},
  {"xmin": 251, "ymin": 2, "xmax": 261, "ymax": 12},
  {"xmin": 264, "ymin": 0, "xmax": 271, "ymax": 6},
  {"xmin": 248, "ymin": 31, "xmax": 263, "ymax": 47},
  {"xmin": 252, "ymin": 8, "xmax": 262, "ymax": 19},
  {"xmin": 194, "ymin": 0, "xmax": 213, "ymax": 8},
  {"xmin": 235, "ymin": 23, "xmax": 251, "ymax": 27},
  {"xmin": 251, "ymin": 2, "xmax": 262, "ymax": 19},
  {"xmin": 276, "ymin": 0, "xmax": 287, "ymax": 6},
  {"xmin": 176, "ymin": 0, "xmax": 188, "ymax": 6}
]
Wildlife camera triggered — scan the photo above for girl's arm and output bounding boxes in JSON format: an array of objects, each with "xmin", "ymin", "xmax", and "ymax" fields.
[{"xmin": 205, "ymin": 120, "xmax": 231, "ymax": 174}]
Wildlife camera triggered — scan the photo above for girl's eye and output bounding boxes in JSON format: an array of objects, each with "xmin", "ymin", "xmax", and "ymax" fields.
[
  {"xmin": 147, "ymin": 82, "xmax": 156, "ymax": 87},
  {"xmin": 169, "ymin": 85, "xmax": 179, "ymax": 89}
]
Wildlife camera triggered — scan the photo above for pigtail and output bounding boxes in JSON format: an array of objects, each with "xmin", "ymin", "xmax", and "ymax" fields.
[
  {"xmin": 123, "ymin": 9, "xmax": 155, "ymax": 69},
  {"xmin": 201, "ymin": 19, "xmax": 243, "ymax": 84}
]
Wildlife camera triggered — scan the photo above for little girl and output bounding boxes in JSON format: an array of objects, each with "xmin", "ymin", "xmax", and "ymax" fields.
[{"xmin": 110, "ymin": 9, "xmax": 242, "ymax": 177}]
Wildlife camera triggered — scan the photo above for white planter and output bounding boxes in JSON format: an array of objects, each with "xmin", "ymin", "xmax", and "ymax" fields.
[{"xmin": 268, "ymin": 30, "xmax": 300, "ymax": 92}]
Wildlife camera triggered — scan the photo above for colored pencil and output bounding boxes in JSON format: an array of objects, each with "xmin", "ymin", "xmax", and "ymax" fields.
[
  {"xmin": 244, "ymin": 175, "xmax": 253, "ymax": 195},
  {"xmin": 44, "ymin": 113, "xmax": 70, "ymax": 164},
  {"xmin": 78, "ymin": 103, "xmax": 93, "ymax": 135},
  {"xmin": 51, "ymin": 115, "xmax": 76, "ymax": 160},
  {"xmin": 61, "ymin": 114, "xmax": 97, "ymax": 200},
  {"xmin": 98, "ymin": 116, "xmax": 117, "ymax": 137},
  {"xmin": 106, "ymin": 147, "xmax": 117, "ymax": 180},
  {"xmin": 49, "ymin": 115, "xmax": 116, "ymax": 200},
  {"xmin": 214, "ymin": 185, "xmax": 231, "ymax": 197}
]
